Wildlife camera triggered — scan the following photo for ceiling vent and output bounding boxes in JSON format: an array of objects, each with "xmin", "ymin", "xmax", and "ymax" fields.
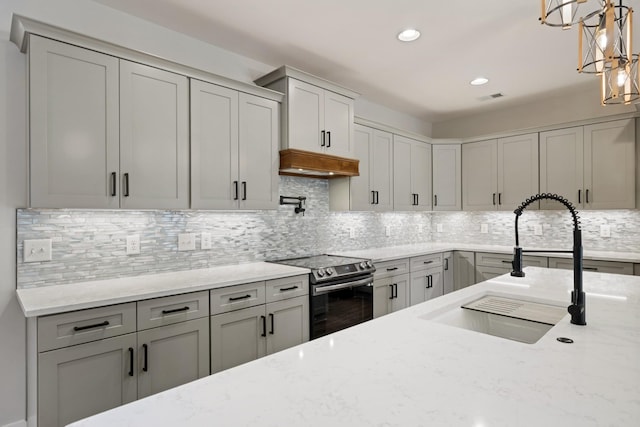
[{"xmin": 477, "ymin": 93, "xmax": 505, "ymax": 101}]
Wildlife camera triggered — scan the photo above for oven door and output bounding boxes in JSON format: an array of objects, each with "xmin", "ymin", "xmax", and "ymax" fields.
[{"xmin": 310, "ymin": 275, "xmax": 374, "ymax": 340}]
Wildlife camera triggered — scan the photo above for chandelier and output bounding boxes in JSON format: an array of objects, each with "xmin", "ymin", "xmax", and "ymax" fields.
[{"xmin": 541, "ymin": 0, "xmax": 639, "ymax": 106}]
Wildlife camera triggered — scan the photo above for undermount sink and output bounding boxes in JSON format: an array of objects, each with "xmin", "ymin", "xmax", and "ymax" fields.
[{"xmin": 423, "ymin": 295, "xmax": 567, "ymax": 344}]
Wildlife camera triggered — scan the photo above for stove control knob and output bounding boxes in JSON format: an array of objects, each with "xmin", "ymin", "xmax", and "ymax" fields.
[
  {"xmin": 317, "ymin": 268, "xmax": 325, "ymax": 277},
  {"xmin": 359, "ymin": 262, "xmax": 367, "ymax": 269},
  {"xmin": 366, "ymin": 261, "xmax": 373, "ymax": 269},
  {"xmin": 326, "ymin": 268, "xmax": 334, "ymax": 276}
]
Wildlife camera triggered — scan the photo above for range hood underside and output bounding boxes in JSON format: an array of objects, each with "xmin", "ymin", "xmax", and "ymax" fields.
[{"xmin": 279, "ymin": 149, "xmax": 359, "ymax": 178}]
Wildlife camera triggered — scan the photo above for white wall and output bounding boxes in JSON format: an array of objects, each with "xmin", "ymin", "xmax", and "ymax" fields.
[
  {"xmin": 0, "ymin": 1, "xmax": 431, "ymax": 425},
  {"xmin": 355, "ymin": 97, "xmax": 432, "ymax": 137},
  {"xmin": 431, "ymin": 82, "xmax": 637, "ymax": 139}
]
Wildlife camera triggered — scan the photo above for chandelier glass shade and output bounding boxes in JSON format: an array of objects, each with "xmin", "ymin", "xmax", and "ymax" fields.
[
  {"xmin": 601, "ymin": 54, "xmax": 640, "ymax": 104},
  {"xmin": 578, "ymin": 0, "xmax": 633, "ymax": 74},
  {"xmin": 540, "ymin": 0, "xmax": 603, "ymax": 29}
]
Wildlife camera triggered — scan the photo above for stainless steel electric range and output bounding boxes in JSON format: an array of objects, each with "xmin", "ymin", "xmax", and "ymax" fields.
[{"xmin": 268, "ymin": 255, "xmax": 376, "ymax": 340}]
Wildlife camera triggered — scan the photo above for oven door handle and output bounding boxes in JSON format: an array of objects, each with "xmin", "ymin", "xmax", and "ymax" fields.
[{"xmin": 313, "ymin": 276, "xmax": 374, "ymax": 295}]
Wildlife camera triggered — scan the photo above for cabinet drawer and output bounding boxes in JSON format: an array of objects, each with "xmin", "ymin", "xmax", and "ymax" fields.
[
  {"xmin": 265, "ymin": 275, "xmax": 309, "ymax": 303},
  {"xmin": 137, "ymin": 291, "xmax": 209, "ymax": 331},
  {"xmin": 410, "ymin": 253, "xmax": 443, "ymax": 272},
  {"xmin": 549, "ymin": 257, "xmax": 633, "ymax": 275},
  {"xmin": 210, "ymin": 281, "xmax": 266, "ymax": 315},
  {"xmin": 38, "ymin": 303, "xmax": 136, "ymax": 352},
  {"xmin": 476, "ymin": 252, "xmax": 547, "ymax": 269},
  {"xmin": 373, "ymin": 258, "xmax": 410, "ymax": 279}
]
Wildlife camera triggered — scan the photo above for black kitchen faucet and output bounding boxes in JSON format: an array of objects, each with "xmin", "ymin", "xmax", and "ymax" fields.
[{"xmin": 510, "ymin": 193, "xmax": 586, "ymax": 326}]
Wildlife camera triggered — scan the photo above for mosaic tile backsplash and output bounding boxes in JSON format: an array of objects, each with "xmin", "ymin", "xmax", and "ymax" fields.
[{"xmin": 17, "ymin": 176, "xmax": 640, "ymax": 288}]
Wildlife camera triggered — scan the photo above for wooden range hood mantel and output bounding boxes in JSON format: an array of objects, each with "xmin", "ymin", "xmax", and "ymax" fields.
[{"xmin": 278, "ymin": 149, "xmax": 359, "ymax": 179}]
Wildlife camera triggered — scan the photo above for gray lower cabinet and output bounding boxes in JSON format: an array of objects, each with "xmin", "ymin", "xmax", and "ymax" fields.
[
  {"xmin": 442, "ymin": 251, "xmax": 454, "ymax": 294},
  {"xmin": 635, "ymin": 264, "xmax": 640, "ymax": 276},
  {"xmin": 372, "ymin": 258, "xmax": 411, "ymax": 318},
  {"xmin": 37, "ymin": 292, "xmax": 210, "ymax": 427},
  {"xmin": 38, "ymin": 333, "xmax": 137, "ymax": 427},
  {"xmin": 210, "ymin": 276, "xmax": 309, "ymax": 374},
  {"xmin": 548, "ymin": 257, "xmax": 633, "ymax": 275},
  {"xmin": 475, "ymin": 252, "xmax": 548, "ymax": 282},
  {"xmin": 453, "ymin": 251, "xmax": 476, "ymax": 291},
  {"xmin": 409, "ymin": 253, "xmax": 444, "ymax": 305}
]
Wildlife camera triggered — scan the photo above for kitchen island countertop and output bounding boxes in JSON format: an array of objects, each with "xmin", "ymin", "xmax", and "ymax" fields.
[{"xmin": 70, "ymin": 267, "xmax": 640, "ymax": 426}]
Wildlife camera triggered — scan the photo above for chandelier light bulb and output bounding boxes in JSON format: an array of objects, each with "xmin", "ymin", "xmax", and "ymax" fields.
[{"xmin": 617, "ymin": 68, "xmax": 627, "ymax": 86}]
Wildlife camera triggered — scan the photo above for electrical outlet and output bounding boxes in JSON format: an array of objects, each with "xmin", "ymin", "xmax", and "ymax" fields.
[
  {"xmin": 436, "ymin": 223, "xmax": 443, "ymax": 233},
  {"xmin": 24, "ymin": 239, "xmax": 52, "ymax": 262},
  {"xmin": 600, "ymin": 224, "xmax": 611, "ymax": 238},
  {"xmin": 126, "ymin": 235, "xmax": 140, "ymax": 255},
  {"xmin": 418, "ymin": 224, "xmax": 424, "ymax": 233},
  {"xmin": 348, "ymin": 228, "xmax": 356, "ymax": 239},
  {"xmin": 178, "ymin": 233, "xmax": 196, "ymax": 251},
  {"xmin": 385, "ymin": 225, "xmax": 391, "ymax": 237},
  {"xmin": 480, "ymin": 224, "xmax": 489, "ymax": 234},
  {"xmin": 533, "ymin": 224, "xmax": 543, "ymax": 236},
  {"xmin": 201, "ymin": 232, "xmax": 212, "ymax": 250}
]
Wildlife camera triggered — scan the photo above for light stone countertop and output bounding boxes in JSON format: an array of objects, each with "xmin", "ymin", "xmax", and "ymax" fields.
[
  {"xmin": 69, "ymin": 267, "xmax": 640, "ymax": 427},
  {"xmin": 335, "ymin": 242, "xmax": 640, "ymax": 263},
  {"xmin": 16, "ymin": 262, "xmax": 309, "ymax": 317}
]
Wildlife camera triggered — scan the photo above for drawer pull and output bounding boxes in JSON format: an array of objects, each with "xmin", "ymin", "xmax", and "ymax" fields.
[
  {"xmin": 423, "ymin": 260, "xmax": 434, "ymax": 264},
  {"xmin": 501, "ymin": 260, "xmax": 513, "ymax": 264},
  {"xmin": 229, "ymin": 294, "xmax": 252, "ymax": 302},
  {"xmin": 73, "ymin": 320, "xmax": 109, "ymax": 332},
  {"xmin": 584, "ymin": 267, "xmax": 598, "ymax": 271},
  {"xmin": 386, "ymin": 267, "xmax": 399, "ymax": 271},
  {"xmin": 161, "ymin": 306, "xmax": 190, "ymax": 315},
  {"xmin": 279, "ymin": 286, "xmax": 299, "ymax": 292}
]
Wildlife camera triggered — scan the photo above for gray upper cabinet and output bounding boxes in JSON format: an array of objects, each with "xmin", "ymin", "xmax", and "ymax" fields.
[
  {"xmin": 29, "ymin": 35, "xmax": 120, "ymax": 209},
  {"xmin": 462, "ymin": 133, "xmax": 538, "ymax": 211},
  {"xmin": 393, "ymin": 135, "xmax": 432, "ymax": 211},
  {"xmin": 119, "ymin": 61, "xmax": 189, "ymax": 209},
  {"xmin": 540, "ymin": 119, "xmax": 635, "ymax": 209},
  {"xmin": 432, "ymin": 144, "xmax": 462, "ymax": 211},
  {"xmin": 28, "ymin": 36, "xmax": 189, "ymax": 209},
  {"xmin": 255, "ymin": 66, "xmax": 357, "ymax": 158},
  {"xmin": 191, "ymin": 80, "xmax": 279, "ymax": 210}
]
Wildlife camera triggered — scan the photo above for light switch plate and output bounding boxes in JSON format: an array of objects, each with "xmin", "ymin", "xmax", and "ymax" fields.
[
  {"xmin": 24, "ymin": 239, "xmax": 52, "ymax": 262},
  {"xmin": 436, "ymin": 224, "xmax": 444, "ymax": 233},
  {"xmin": 126, "ymin": 235, "xmax": 140, "ymax": 255},
  {"xmin": 385, "ymin": 226, "xmax": 391, "ymax": 237},
  {"xmin": 600, "ymin": 225, "xmax": 611, "ymax": 238},
  {"xmin": 348, "ymin": 228, "xmax": 356, "ymax": 239},
  {"xmin": 201, "ymin": 232, "xmax": 212, "ymax": 250},
  {"xmin": 178, "ymin": 233, "xmax": 196, "ymax": 251}
]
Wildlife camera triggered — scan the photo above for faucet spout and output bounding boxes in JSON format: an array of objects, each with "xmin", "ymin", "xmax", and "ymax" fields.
[{"xmin": 510, "ymin": 194, "xmax": 586, "ymax": 326}]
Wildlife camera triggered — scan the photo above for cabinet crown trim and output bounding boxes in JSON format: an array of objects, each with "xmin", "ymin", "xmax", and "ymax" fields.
[
  {"xmin": 254, "ymin": 65, "xmax": 360, "ymax": 99},
  {"xmin": 9, "ymin": 14, "xmax": 284, "ymax": 103}
]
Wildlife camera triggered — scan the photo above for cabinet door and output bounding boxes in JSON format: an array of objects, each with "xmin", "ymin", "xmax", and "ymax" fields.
[
  {"xmin": 411, "ymin": 142, "xmax": 432, "ymax": 211},
  {"xmin": 350, "ymin": 124, "xmax": 374, "ymax": 210},
  {"xmin": 453, "ymin": 251, "xmax": 476, "ymax": 290},
  {"xmin": 38, "ymin": 333, "xmax": 137, "ymax": 427},
  {"xmin": 120, "ymin": 61, "xmax": 189, "ymax": 209},
  {"xmin": 549, "ymin": 257, "xmax": 633, "ymax": 275},
  {"xmin": 391, "ymin": 274, "xmax": 411, "ymax": 313},
  {"xmin": 287, "ymin": 78, "xmax": 324, "ymax": 153},
  {"xmin": 392, "ymin": 135, "xmax": 414, "ymax": 211},
  {"xmin": 497, "ymin": 133, "xmax": 539, "ymax": 211},
  {"xmin": 409, "ymin": 268, "xmax": 443, "ymax": 305},
  {"xmin": 29, "ymin": 35, "xmax": 120, "ymax": 209},
  {"xmin": 371, "ymin": 129, "xmax": 394, "ymax": 211},
  {"xmin": 462, "ymin": 140, "xmax": 498, "ymax": 210},
  {"xmin": 210, "ymin": 305, "xmax": 266, "ymax": 374},
  {"xmin": 239, "ymin": 93, "xmax": 279, "ymax": 210},
  {"xmin": 323, "ymin": 91, "xmax": 354, "ymax": 157},
  {"xmin": 540, "ymin": 126, "xmax": 584, "ymax": 209},
  {"xmin": 584, "ymin": 119, "xmax": 635, "ymax": 209},
  {"xmin": 190, "ymin": 80, "xmax": 239, "ymax": 209},
  {"xmin": 373, "ymin": 276, "xmax": 394, "ymax": 318},
  {"xmin": 433, "ymin": 144, "xmax": 461, "ymax": 211},
  {"xmin": 137, "ymin": 317, "xmax": 209, "ymax": 399},
  {"xmin": 266, "ymin": 296, "xmax": 309, "ymax": 355},
  {"xmin": 443, "ymin": 252, "xmax": 454, "ymax": 295}
]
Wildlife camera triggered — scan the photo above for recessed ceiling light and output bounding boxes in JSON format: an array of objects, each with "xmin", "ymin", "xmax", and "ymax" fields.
[
  {"xmin": 470, "ymin": 77, "xmax": 489, "ymax": 86},
  {"xmin": 398, "ymin": 29, "xmax": 421, "ymax": 42}
]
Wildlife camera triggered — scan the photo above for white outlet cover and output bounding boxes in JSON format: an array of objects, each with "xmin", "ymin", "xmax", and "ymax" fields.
[
  {"xmin": 348, "ymin": 228, "xmax": 356, "ymax": 239},
  {"xmin": 436, "ymin": 224, "xmax": 444, "ymax": 233},
  {"xmin": 24, "ymin": 239, "xmax": 52, "ymax": 262},
  {"xmin": 600, "ymin": 225, "xmax": 611, "ymax": 238},
  {"xmin": 480, "ymin": 224, "xmax": 489, "ymax": 234},
  {"xmin": 126, "ymin": 235, "xmax": 141, "ymax": 255},
  {"xmin": 201, "ymin": 232, "xmax": 212, "ymax": 250},
  {"xmin": 178, "ymin": 233, "xmax": 196, "ymax": 251},
  {"xmin": 533, "ymin": 224, "xmax": 543, "ymax": 236},
  {"xmin": 385, "ymin": 226, "xmax": 391, "ymax": 237},
  {"xmin": 418, "ymin": 224, "xmax": 424, "ymax": 233}
]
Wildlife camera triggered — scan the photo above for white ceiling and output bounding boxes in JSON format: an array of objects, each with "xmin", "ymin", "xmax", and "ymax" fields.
[{"xmin": 91, "ymin": 0, "xmax": 638, "ymax": 123}]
